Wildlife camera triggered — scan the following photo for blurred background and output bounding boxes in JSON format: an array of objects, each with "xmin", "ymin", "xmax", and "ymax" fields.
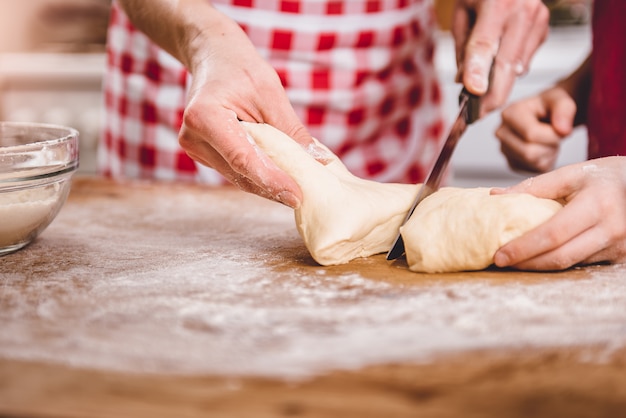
[
  {"xmin": 0, "ymin": 0, "xmax": 592, "ymax": 186},
  {"xmin": 0, "ymin": 0, "xmax": 110, "ymax": 174}
]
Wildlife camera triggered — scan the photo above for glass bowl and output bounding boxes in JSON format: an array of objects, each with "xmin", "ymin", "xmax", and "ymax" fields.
[{"xmin": 0, "ymin": 122, "xmax": 79, "ymax": 255}]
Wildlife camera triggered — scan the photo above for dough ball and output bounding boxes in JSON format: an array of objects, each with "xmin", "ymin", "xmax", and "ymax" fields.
[{"xmin": 401, "ymin": 187, "xmax": 563, "ymax": 273}]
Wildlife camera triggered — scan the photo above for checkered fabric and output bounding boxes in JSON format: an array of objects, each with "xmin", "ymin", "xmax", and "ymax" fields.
[{"xmin": 99, "ymin": 0, "xmax": 445, "ymax": 184}]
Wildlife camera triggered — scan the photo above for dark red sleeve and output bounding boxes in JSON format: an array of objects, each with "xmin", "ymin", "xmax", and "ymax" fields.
[{"xmin": 587, "ymin": 0, "xmax": 626, "ymax": 159}]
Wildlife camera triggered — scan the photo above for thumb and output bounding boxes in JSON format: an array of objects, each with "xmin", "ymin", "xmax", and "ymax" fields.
[
  {"xmin": 266, "ymin": 114, "xmax": 335, "ymax": 165},
  {"xmin": 492, "ymin": 164, "xmax": 580, "ymax": 201},
  {"xmin": 546, "ymin": 91, "xmax": 576, "ymax": 137}
]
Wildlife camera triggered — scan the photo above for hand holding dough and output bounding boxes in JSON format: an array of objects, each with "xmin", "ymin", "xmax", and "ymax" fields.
[
  {"xmin": 241, "ymin": 122, "xmax": 417, "ymax": 265},
  {"xmin": 401, "ymin": 187, "xmax": 563, "ymax": 273}
]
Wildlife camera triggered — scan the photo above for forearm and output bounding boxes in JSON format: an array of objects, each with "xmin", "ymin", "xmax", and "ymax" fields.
[{"xmin": 115, "ymin": 0, "xmax": 242, "ymax": 72}]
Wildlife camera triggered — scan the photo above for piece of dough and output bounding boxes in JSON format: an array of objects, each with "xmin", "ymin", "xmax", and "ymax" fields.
[
  {"xmin": 401, "ymin": 187, "xmax": 562, "ymax": 273},
  {"xmin": 241, "ymin": 123, "xmax": 563, "ymax": 273},
  {"xmin": 241, "ymin": 122, "xmax": 417, "ymax": 265}
]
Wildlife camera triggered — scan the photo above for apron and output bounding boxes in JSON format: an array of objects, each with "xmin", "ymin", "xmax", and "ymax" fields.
[{"xmin": 99, "ymin": 0, "xmax": 445, "ymax": 184}]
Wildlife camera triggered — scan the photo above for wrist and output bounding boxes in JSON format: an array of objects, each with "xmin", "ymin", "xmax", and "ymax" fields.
[{"xmin": 176, "ymin": 3, "xmax": 236, "ymax": 73}]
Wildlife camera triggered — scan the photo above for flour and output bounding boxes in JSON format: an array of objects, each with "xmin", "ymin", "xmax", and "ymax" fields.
[
  {"xmin": 0, "ymin": 183, "xmax": 63, "ymax": 249},
  {"xmin": 1, "ymin": 180, "xmax": 625, "ymax": 380}
]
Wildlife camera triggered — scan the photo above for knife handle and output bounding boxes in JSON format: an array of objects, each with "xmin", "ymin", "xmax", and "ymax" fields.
[
  {"xmin": 459, "ymin": 88, "xmax": 481, "ymax": 124},
  {"xmin": 458, "ymin": 58, "xmax": 495, "ymax": 124}
]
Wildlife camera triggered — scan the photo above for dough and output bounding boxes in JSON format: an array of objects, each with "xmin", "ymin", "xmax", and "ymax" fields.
[
  {"xmin": 401, "ymin": 187, "xmax": 563, "ymax": 273},
  {"xmin": 241, "ymin": 122, "xmax": 562, "ymax": 272},
  {"xmin": 241, "ymin": 122, "xmax": 417, "ymax": 265}
]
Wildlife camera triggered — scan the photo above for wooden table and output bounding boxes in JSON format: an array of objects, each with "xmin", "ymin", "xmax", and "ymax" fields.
[{"xmin": 1, "ymin": 177, "xmax": 625, "ymax": 417}]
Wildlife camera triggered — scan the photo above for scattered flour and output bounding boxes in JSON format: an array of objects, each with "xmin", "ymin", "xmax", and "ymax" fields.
[
  {"xmin": 1, "ymin": 257, "xmax": 625, "ymax": 378},
  {"xmin": 1, "ymin": 183, "xmax": 625, "ymax": 379}
]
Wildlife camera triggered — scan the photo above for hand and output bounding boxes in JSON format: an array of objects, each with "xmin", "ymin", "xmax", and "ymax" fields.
[
  {"xmin": 491, "ymin": 157, "xmax": 626, "ymax": 271},
  {"xmin": 117, "ymin": 0, "xmax": 322, "ymax": 209},
  {"xmin": 496, "ymin": 85, "xmax": 577, "ymax": 173},
  {"xmin": 178, "ymin": 13, "xmax": 317, "ymax": 208},
  {"xmin": 452, "ymin": 0, "xmax": 550, "ymax": 114}
]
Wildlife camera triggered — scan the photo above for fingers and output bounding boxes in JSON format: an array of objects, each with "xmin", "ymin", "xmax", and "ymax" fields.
[
  {"xmin": 497, "ymin": 203, "xmax": 626, "ymax": 271},
  {"xmin": 224, "ymin": 65, "xmax": 332, "ymax": 167},
  {"xmin": 456, "ymin": 1, "xmax": 504, "ymax": 96},
  {"xmin": 181, "ymin": 50, "xmax": 314, "ymax": 209},
  {"xmin": 499, "ymin": 133, "xmax": 559, "ymax": 174},
  {"xmin": 497, "ymin": 114, "xmax": 561, "ymax": 173},
  {"xmin": 493, "ymin": 196, "xmax": 598, "ymax": 269},
  {"xmin": 504, "ymin": 0, "xmax": 549, "ymax": 72},
  {"xmin": 479, "ymin": 2, "xmax": 549, "ymax": 112},
  {"xmin": 496, "ymin": 88, "xmax": 576, "ymax": 172},
  {"xmin": 517, "ymin": 4, "xmax": 550, "ymax": 77},
  {"xmin": 179, "ymin": 106, "xmax": 303, "ymax": 208},
  {"xmin": 173, "ymin": 11, "xmax": 315, "ymax": 208},
  {"xmin": 582, "ymin": 239, "xmax": 626, "ymax": 267},
  {"xmin": 480, "ymin": 23, "xmax": 530, "ymax": 112},
  {"xmin": 549, "ymin": 92, "xmax": 577, "ymax": 137},
  {"xmin": 492, "ymin": 164, "xmax": 583, "ymax": 200},
  {"xmin": 253, "ymin": 92, "xmax": 334, "ymax": 165},
  {"xmin": 493, "ymin": 157, "xmax": 626, "ymax": 271},
  {"xmin": 497, "ymin": 223, "xmax": 602, "ymax": 271},
  {"xmin": 454, "ymin": 0, "xmax": 550, "ymax": 112},
  {"xmin": 451, "ymin": 3, "xmax": 472, "ymax": 77}
]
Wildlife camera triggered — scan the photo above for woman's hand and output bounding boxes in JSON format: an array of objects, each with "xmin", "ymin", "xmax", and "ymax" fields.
[
  {"xmin": 492, "ymin": 157, "xmax": 626, "ymax": 271},
  {"xmin": 117, "ymin": 0, "xmax": 322, "ymax": 208},
  {"xmin": 495, "ymin": 55, "xmax": 591, "ymax": 173},
  {"xmin": 177, "ymin": 8, "xmax": 315, "ymax": 209},
  {"xmin": 496, "ymin": 85, "xmax": 577, "ymax": 173},
  {"xmin": 452, "ymin": 0, "xmax": 550, "ymax": 114}
]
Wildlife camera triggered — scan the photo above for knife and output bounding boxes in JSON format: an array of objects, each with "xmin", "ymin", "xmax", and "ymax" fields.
[{"xmin": 386, "ymin": 86, "xmax": 481, "ymax": 260}]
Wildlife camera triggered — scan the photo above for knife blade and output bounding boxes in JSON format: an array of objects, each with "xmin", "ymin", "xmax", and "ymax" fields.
[{"xmin": 386, "ymin": 87, "xmax": 481, "ymax": 260}]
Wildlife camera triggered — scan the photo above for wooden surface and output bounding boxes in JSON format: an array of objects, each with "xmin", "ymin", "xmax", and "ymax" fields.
[{"xmin": 1, "ymin": 176, "xmax": 625, "ymax": 417}]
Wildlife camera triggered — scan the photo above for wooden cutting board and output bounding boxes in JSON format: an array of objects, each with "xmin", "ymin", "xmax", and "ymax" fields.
[{"xmin": 1, "ymin": 176, "xmax": 624, "ymax": 417}]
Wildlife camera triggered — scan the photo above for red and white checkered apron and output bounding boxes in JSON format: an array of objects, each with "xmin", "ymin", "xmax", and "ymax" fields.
[{"xmin": 99, "ymin": 0, "xmax": 445, "ymax": 184}]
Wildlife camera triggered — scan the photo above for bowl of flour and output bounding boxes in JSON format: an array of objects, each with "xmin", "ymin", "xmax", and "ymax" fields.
[{"xmin": 0, "ymin": 122, "xmax": 79, "ymax": 255}]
